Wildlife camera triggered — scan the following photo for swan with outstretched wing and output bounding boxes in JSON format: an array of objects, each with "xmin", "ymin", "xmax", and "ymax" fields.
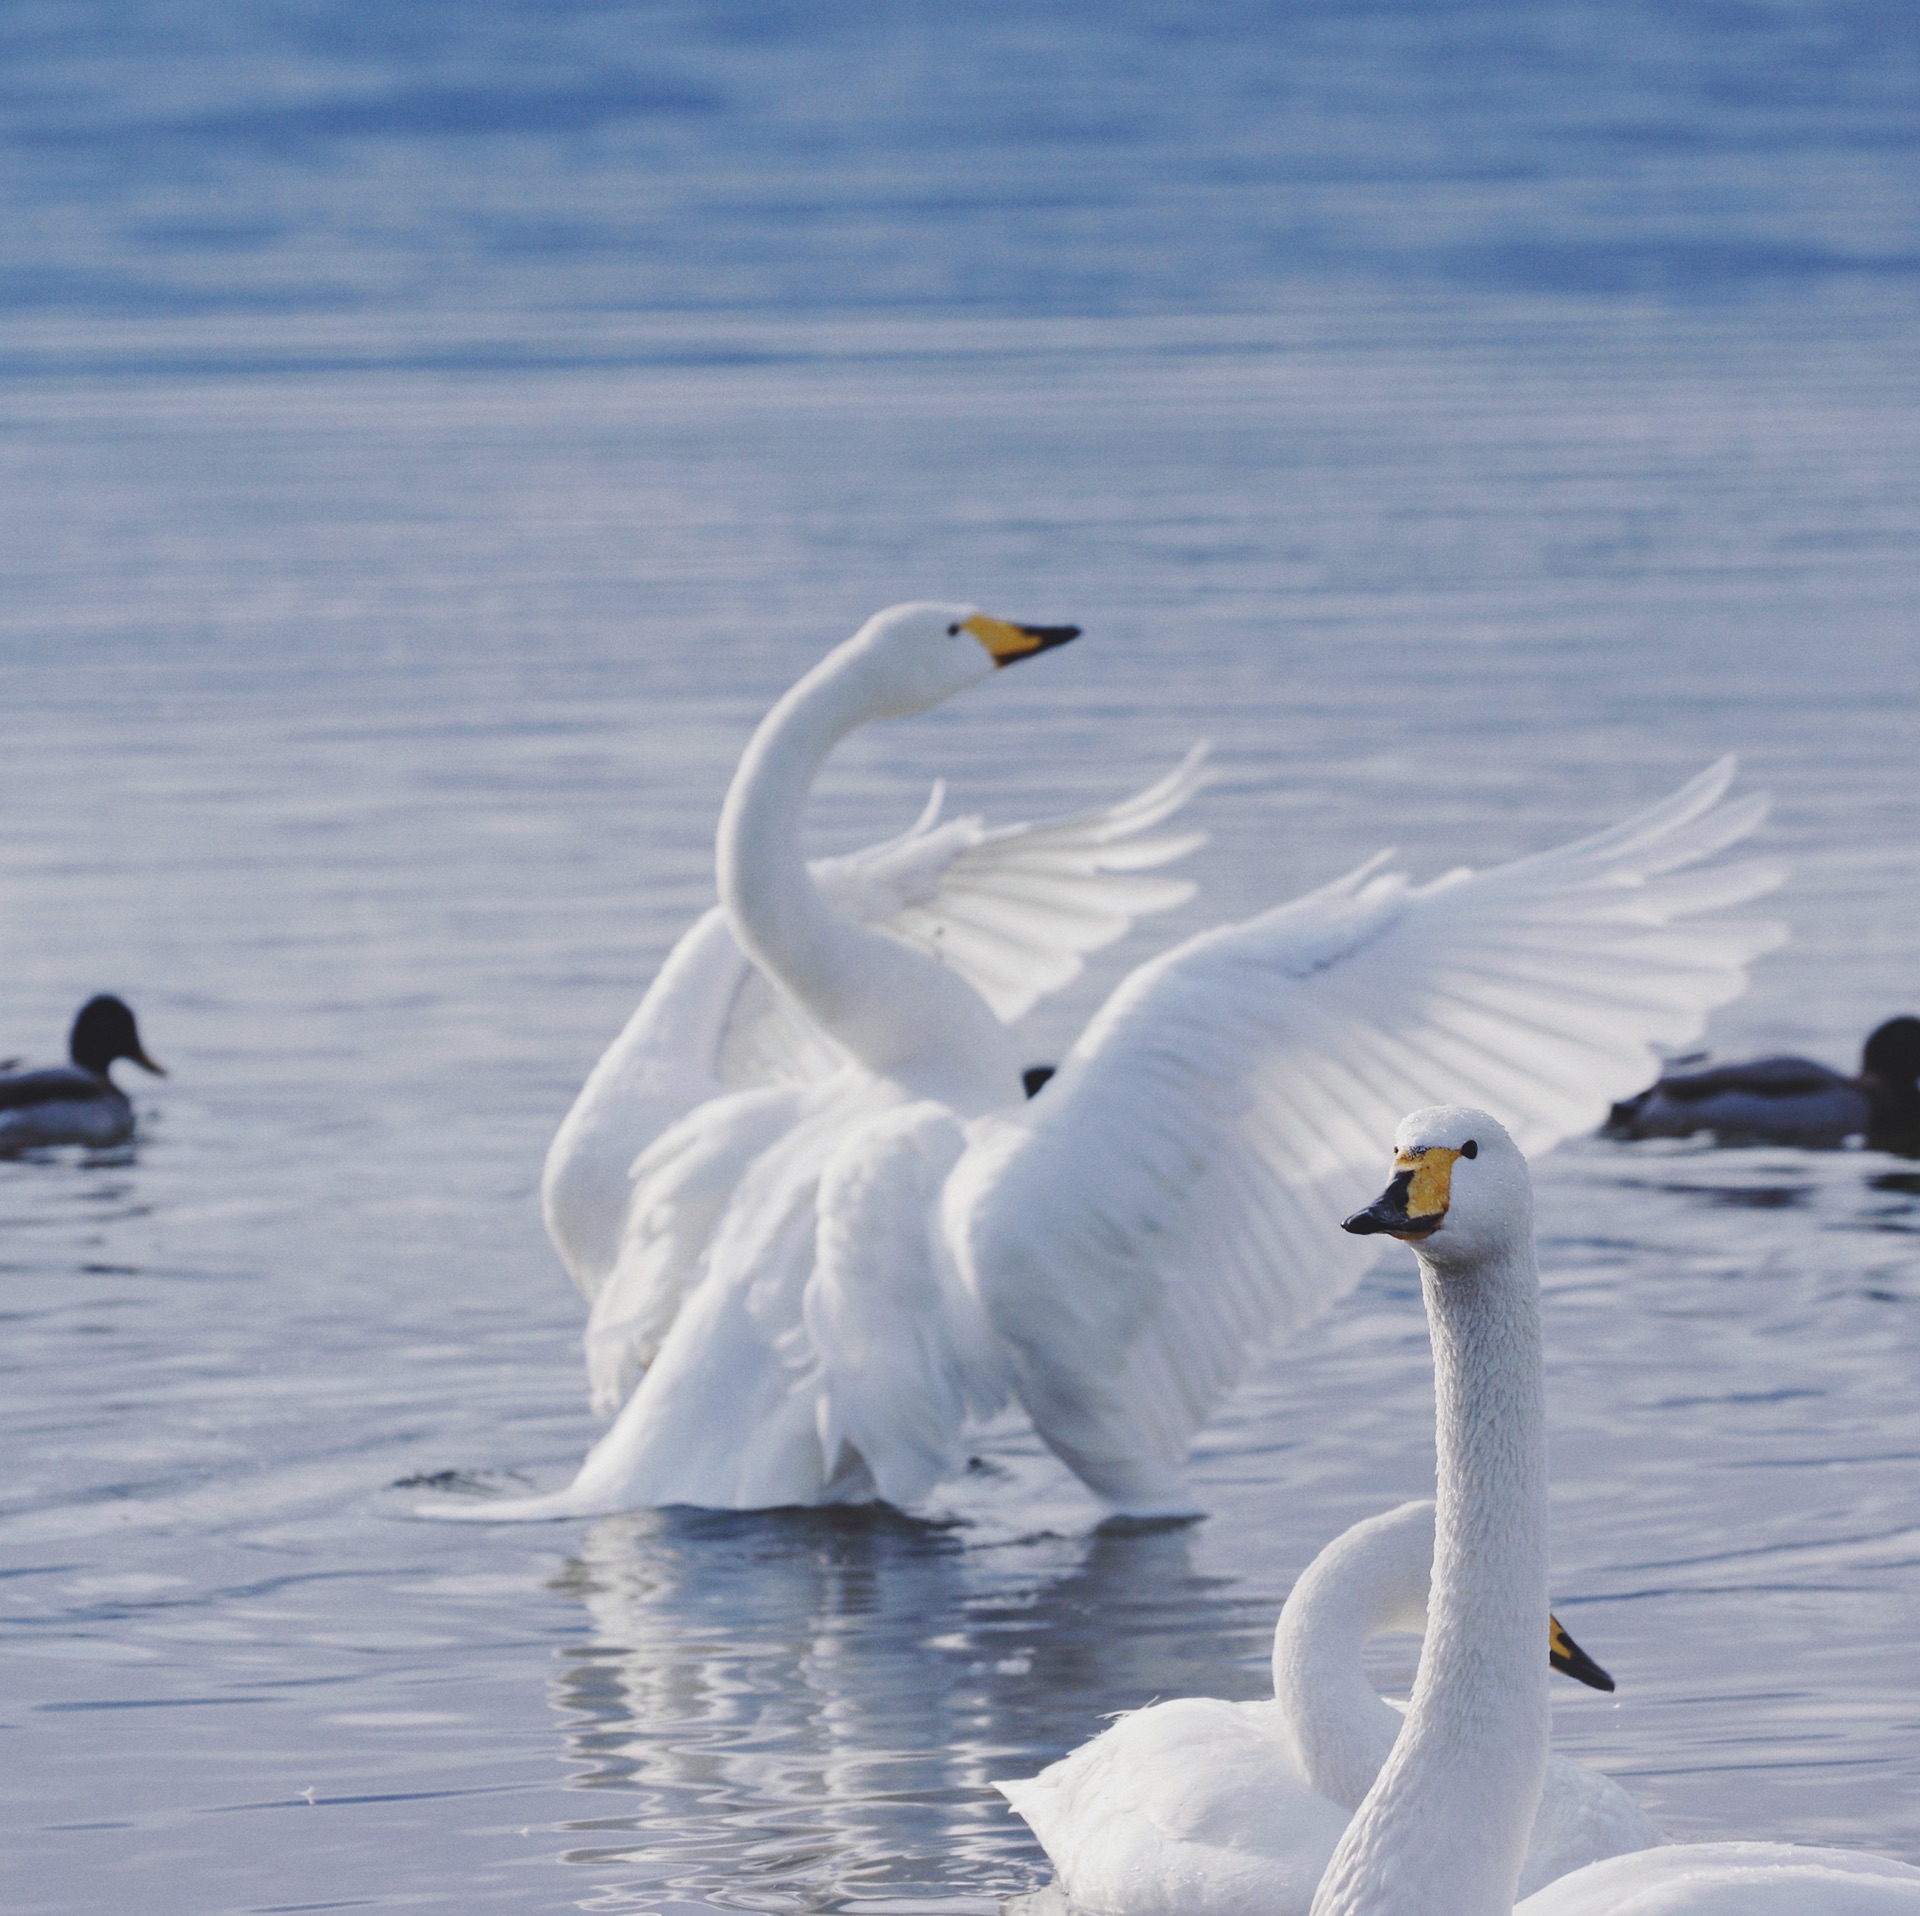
[
  {"xmin": 542, "ymin": 731, "xmax": 1209, "ymax": 1419},
  {"xmin": 443, "ymin": 603, "xmax": 1781, "ymax": 1520}
]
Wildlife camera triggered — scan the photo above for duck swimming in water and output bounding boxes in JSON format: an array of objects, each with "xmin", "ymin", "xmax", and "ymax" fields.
[
  {"xmin": 1604, "ymin": 1015, "xmax": 1920, "ymax": 1154},
  {"xmin": 0, "ymin": 996, "xmax": 165, "ymax": 1153}
]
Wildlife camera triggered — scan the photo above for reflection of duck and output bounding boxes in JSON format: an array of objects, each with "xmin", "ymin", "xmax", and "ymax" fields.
[
  {"xmin": 995, "ymin": 1500, "xmax": 1654, "ymax": 1916},
  {"xmin": 1308, "ymin": 1108, "xmax": 1920, "ymax": 1916},
  {"xmin": 0, "ymin": 996, "xmax": 164, "ymax": 1152},
  {"xmin": 1605, "ymin": 1016, "xmax": 1920, "ymax": 1153},
  {"xmin": 506, "ymin": 602, "xmax": 1780, "ymax": 1521}
]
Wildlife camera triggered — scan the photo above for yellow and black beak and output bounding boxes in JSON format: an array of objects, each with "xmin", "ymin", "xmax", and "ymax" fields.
[
  {"xmin": 962, "ymin": 613, "xmax": 1081, "ymax": 667},
  {"xmin": 1342, "ymin": 1143, "xmax": 1472, "ymax": 1241},
  {"xmin": 1550, "ymin": 1614, "xmax": 1615, "ymax": 1692}
]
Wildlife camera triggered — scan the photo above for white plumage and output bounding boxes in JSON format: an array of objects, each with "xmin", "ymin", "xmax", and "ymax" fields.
[
  {"xmin": 1520, "ymin": 1845, "xmax": 1920, "ymax": 1912},
  {"xmin": 996, "ymin": 1499, "xmax": 1657, "ymax": 1916},
  {"xmin": 452, "ymin": 602, "xmax": 1782, "ymax": 1520},
  {"xmin": 1309, "ymin": 1108, "xmax": 1920, "ymax": 1916}
]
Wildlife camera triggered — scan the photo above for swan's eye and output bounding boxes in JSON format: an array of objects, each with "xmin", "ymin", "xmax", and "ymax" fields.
[
  {"xmin": 947, "ymin": 623, "xmax": 960, "ymax": 636},
  {"xmin": 1461, "ymin": 1139, "xmax": 1478, "ymax": 1159}
]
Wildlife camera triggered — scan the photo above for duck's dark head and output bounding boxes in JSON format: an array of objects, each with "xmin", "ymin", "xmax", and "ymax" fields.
[
  {"xmin": 69, "ymin": 996, "xmax": 165, "ymax": 1080},
  {"xmin": 1862, "ymin": 1017, "xmax": 1920, "ymax": 1101}
]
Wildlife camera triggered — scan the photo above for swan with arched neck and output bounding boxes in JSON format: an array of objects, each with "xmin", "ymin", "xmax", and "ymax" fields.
[
  {"xmin": 994, "ymin": 1498, "xmax": 1656, "ymax": 1916},
  {"xmin": 454, "ymin": 604, "xmax": 1781, "ymax": 1520},
  {"xmin": 1307, "ymin": 1107, "xmax": 1920, "ymax": 1916}
]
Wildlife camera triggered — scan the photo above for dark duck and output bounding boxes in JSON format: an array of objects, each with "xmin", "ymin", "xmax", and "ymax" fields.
[
  {"xmin": 0, "ymin": 996, "xmax": 165, "ymax": 1152},
  {"xmin": 1605, "ymin": 1015, "xmax": 1920, "ymax": 1154}
]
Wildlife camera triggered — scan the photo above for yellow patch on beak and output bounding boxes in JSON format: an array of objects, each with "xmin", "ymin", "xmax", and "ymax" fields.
[
  {"xmin": 1393, "ymin": 1145, "xmax": 1464, "ymax": 1229},
  {"xmin": 962, "ymin": 614, "xmax": 1047, "ymax": 663}
]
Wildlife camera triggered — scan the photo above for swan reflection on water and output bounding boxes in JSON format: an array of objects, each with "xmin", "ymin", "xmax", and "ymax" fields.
[{"xmin": 543, "ymin": 1501, "xmax": 1272, "ymax": 1907}]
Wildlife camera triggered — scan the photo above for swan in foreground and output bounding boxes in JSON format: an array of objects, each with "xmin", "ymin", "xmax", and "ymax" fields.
[
  {"xmin": 471, "ymin": 603, "xmax": 1781, "ymax": 1521},
  {"xmin": 0, "ymin": 996, "xmax": 164, "ymax": 1152},
  {"xmin": 1308, "ymin": 1106, "xmax": 1920, "ymax": 1916},
  {"xmin": 1605, "ymin": 1015, "xmax": 1920, "ymax": 1154},
  {"xmin": 994, "ymin": 1498, "xmax": 1656, "ymax": 1915}
]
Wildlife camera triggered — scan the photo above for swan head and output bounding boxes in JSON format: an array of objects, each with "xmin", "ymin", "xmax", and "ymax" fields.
[
  {"xmin": 838, "ymin": 601, "xmax": 1079, "ymax": 720},
  {"xmin": 1340, "ymin": 1104, "xmax": 1529, "ymax": 1269}
]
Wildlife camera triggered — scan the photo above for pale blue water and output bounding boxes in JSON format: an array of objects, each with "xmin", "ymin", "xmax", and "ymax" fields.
[{"xmin": 3, "ymin": 4, "xmax": 1919, "ymax": 1911}]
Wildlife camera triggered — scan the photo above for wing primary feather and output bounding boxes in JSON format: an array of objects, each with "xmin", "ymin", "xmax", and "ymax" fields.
[{"xmin": 955, "ymin": 758, "xmax": 1779, "ymax": 1507}]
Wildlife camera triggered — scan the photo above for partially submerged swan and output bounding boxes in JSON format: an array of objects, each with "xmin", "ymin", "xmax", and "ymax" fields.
[
  {"xmin": 1307, "ymin": 1107, "xmax": 1920, "ymax": 1916},
  {"xmin": 483, "ymin": 603, "xmax": 1781, "ymax": 1522},
  {"xmin": 994, "ymin": 1499, "xmax": 1655, "ymax": 1916},
  {"xmin": 0, "ymin": 996, "xmax": 164, "ymax": 1153},
  {"xmin": 1606, "ymin": 1015, "xmax": 1920, "ymax": 1154}
]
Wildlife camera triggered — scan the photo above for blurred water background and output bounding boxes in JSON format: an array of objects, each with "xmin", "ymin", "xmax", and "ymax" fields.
[{"xmin": 3, "ymin": 2, "xmax": 1919, "ymax": 1910}]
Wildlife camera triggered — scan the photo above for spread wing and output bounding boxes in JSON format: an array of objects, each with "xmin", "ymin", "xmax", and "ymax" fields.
[
  {"xmin": 950, "ymin": 758, "xmax": 1785, "ymax": 1509},
  {"xmin": 582, "ymin": 1082, "xmax": 809, "ymax": 1414},
  {"xmin": 850, "ymin": 743, "xmax": 1210, "ymax": 1023},
  {"xmin": 543, "ymin": 749, "xmax": 1210, "ymax": 1302}
]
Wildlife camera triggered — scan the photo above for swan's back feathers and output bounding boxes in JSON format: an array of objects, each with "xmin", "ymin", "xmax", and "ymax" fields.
[
  {"xmin": 1517, "ymin": 1843, "xmax": 1920, "ymax": 1913},
  {"xmin": 954, "ymin": 758, "xmax": 1783, "ymax": 1505},
  {"xmin": 1521, "ymin": 1757, "xmax": 1661, "ymax": 1900},
  {"xmin": 1000, "ymin": 1697, "xmax": 1347, "ymax": 1916}
]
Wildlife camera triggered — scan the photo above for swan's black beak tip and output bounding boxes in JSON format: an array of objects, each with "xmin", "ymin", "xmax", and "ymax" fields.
[
  {"xmin": 1017, "ymin": 623, "xmax": 1080, "ymax": 654},
  {"xmin": 1551, "ymin": 1616, "xmax": 1615, "ymax": 1693},
  {"xmin": 970, "ymin": 615, "xmax": 1082, "ymax": 667},
  {"xmin": 1341, "ymin": 1167, "xmax": 1436, "ymax": 1240}
]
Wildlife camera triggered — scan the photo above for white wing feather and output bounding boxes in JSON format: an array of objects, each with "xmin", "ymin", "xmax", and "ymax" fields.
[
  {"xmin": 549, "ymin": 752, "xmax": 1205, "ymax": 1397},
  {"xmin": 583, "ymin": 1084, "xmax": 808, "ymax": 1415},
  {"xmin": 951, "ymin": 758, "xmax": 1784, "ymax": 1509},
  {"xmin": 874, "ymin": 744, "xmax": 1210, "ymax": 1022},
  {"xmin": 805, "ymin": 1102, "xmax": 1007, "ymax": 1507}
]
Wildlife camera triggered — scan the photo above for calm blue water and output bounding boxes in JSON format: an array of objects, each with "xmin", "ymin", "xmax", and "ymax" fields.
[{"xmin": 3, "ymin": 4, "xmax": 1919, "ymax": 1911}]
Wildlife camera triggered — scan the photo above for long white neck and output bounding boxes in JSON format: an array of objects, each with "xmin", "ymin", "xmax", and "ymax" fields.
[
  {"xmin": 1275, "ymin": 1500, "xmax": 1434, "ymax": 1809},
  {"xmin": 716, "ymin": 643, "xmax": 1019, "ymax": 1110},
  {"xmin": 1310, "ymin": 1238, "xmax": 1549, "ymax": 1916}
]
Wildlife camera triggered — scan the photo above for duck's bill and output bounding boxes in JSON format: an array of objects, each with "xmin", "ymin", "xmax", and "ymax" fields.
[
  {"xmin": 1550, "ymin": 1614, "xmax": 1615, "ymax": 1692},
  {"xmin": 963, "ymin": 614, "xmax": 1081, "ymax": 666},
  {"xmin": 1341, "ymin": 1169, "xmax": 1442, "ymax": 1240},
  {"xmin": 131, "ymin": 1045, "xmax": 166, "ymax": 1078}
]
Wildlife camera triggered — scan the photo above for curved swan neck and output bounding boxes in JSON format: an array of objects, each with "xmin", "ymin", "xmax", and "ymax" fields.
[
  {"xmin": 1312, "ymin": 1237, "xmax": 1549, "ymax": 1916},
  {"xmin": 715, "ymin": 642, "xmax": 1017, "ymax": 1105},
  {"xmin": 719, "ymin": 645, "xmax": 873, "ymax": 1007},
  {"xmin": 1275, "ymin": 1502, "xmax": 1434, "ymax": 1809}
]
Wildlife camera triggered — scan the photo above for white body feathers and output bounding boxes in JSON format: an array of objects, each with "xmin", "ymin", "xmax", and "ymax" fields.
[{"xmin": 996, "ymin": 1500, "xmax": 1658, "ymax": 1916}]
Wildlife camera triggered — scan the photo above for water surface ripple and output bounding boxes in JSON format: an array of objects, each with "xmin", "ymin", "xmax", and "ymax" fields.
[{"xmin": 3, "ymin": 4, "xmax": 1919, "ymax": 1912}]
